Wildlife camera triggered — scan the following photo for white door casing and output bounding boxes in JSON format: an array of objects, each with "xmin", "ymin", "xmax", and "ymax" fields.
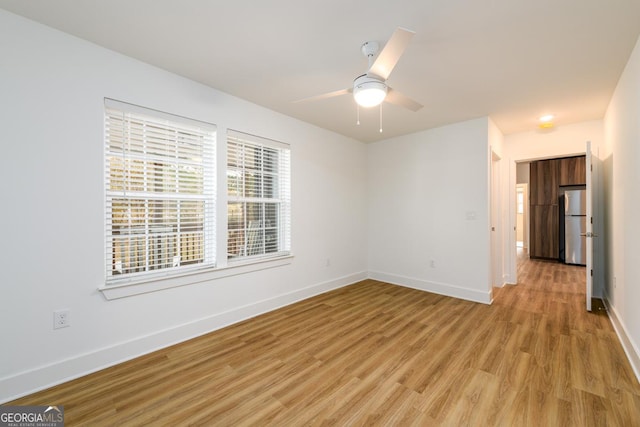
[{"xmin": 585, "ymin": 141, "xmax": 594, "ymax": 311}]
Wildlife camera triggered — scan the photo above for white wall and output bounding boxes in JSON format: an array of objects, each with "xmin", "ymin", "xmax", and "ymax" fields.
[
  {"xmin": 0, "ymin": 10, "xmax": 367, "ymax": 402},
  {"xmin": 501, "ymin": 120, "xmax": 604, "ymax": 287},
  {"xmin": 516, "ymin": 162, "xmax": 529, "ymax": 184},
  {"xmin": 366, "ymin": 118, "xmax": 492, "ymax": 303},
  {"xmin": 603, "ymin": 35, "xmax": 640, "ymax": 379},
  {"xmin": 488, "ymin": 118, "xmax": 505, "ymax": 159},
  {"xmin": 504, "ymin": 120, "xmax": 603, "ymax": 161}
]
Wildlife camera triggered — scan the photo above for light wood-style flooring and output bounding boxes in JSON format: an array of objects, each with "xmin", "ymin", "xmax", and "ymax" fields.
[{"xmin": 10, "ymin": 254, "xmax": 640, "ymax": 425}]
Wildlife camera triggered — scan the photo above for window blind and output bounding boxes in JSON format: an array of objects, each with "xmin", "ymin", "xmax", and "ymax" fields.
[
  {"xmin": 227, "ymin": 130, "xmax": 291, "ymax": 260},
  {"xmin": 105, "ymin": 99, "xmax": 216, "ymax": 284}
]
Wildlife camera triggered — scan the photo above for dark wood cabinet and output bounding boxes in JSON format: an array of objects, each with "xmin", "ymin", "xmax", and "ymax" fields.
[
  {"xmin": 528, "ymin": 155, "xmax": 586, "ymax": 260},
  {"xmin": 559, "ymin": 156, "xmax": 586, "ymax": 186},
  {"xmin": 530, "ymin": 205, "xmax": 559, "ymax": 259},
  {"xmin": 530, "ymin": 159, "xmax": 559, "ymax": 206}
]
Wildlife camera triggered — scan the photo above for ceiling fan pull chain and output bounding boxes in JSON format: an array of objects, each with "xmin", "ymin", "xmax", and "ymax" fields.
[
  {"xmin": 357, "ymin": 104, "xmax": 360, "ymax": 125},
  {"xmin": 379, "ymin": 103, "xmax": 383, "ymax": 133}
]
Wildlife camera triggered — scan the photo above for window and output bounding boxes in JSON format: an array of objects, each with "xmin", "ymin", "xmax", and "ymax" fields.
[
  {"xmin": 227, "ymin": 130, "xmax": 291, "ymax": 261},
  {"xmin": 517, "ymin": 189, "xmax": 524, "ymax": 214},
  {"xmin": 104, "ymin": 99, "xmax": 216, "ymax": 284}
]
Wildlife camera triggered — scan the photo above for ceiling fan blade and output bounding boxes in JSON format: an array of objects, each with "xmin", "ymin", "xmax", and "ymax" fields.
[
  {"xmin": 368, "ymin": 27, "xmax": 415, "ymax": 80},
  {"xmin": 385, "ymin": 88, "xmax": 423, "ymax": 112},
  {"xmin": 292, "ymin": 88, "xmax": 351, "ymax": 103}
]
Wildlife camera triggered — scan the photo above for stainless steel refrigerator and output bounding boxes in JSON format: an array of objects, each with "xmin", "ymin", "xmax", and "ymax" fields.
[{"xmin": 564, "ymin": 189, "xmax": 586, "ymax": 265}]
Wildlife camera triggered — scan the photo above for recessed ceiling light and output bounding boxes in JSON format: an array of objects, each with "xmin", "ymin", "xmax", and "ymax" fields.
[{"xmin": 538, "ymin": 114, "xmax": 554, "ymax": 129}]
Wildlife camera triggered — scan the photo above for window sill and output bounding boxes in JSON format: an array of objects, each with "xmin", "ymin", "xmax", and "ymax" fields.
[{"xmin": 98, "ymin": 255, "xmax": 293, "ymax": 300}]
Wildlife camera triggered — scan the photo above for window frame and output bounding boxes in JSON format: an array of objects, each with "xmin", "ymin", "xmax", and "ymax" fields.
[
  {"xmin": 226, "ymin": 129, "xmax": 291, "ymax": 264},
  {"xmin": 104, "ymin": 99, "xmax": 217, "ymax": 286},
  {"xmin": 99, "ymin": 101, "xmax": 294, "ymax": 300}
]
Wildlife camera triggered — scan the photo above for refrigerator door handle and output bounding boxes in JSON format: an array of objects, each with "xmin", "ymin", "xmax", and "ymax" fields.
[{"xmin": 580, "ymin": 232, "xmax": 598, "ymax": 237}]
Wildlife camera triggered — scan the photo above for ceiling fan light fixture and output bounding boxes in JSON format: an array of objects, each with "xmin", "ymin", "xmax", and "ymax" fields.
[{"xmin": 353, "ymin": 75, "xmax": 387, "ymax": 108}]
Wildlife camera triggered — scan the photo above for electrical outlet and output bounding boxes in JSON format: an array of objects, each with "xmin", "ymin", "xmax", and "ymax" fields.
[
  {"xmin": 325, "ymin": 258, "xmax": 331, "ymax": 267},
  {"xmin": 53, "ymin": 309, "xmax": 70, "ymax": 329},
  {"xmin": 430, "ymin": 260, "xmax": 436, "ymax": 268}
]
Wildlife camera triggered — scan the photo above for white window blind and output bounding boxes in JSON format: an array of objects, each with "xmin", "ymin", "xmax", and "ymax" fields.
[
  {"xmin": 227, "ymin": 130, "xmax": 291, "ymax": 261},
  {"xmin": 105, "ymin": 99, "xmax": 216, "ymax": 284}
]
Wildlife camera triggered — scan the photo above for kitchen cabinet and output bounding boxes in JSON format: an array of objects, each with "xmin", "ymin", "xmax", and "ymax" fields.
[
  {"xmin": 528, "ymin": 155, "xmax": 586, "ymax": 260},
  {"xmin": 559, "ymin": 156, "xmax": 586, "ymax": 186},
  {"xmin": 530, "ymin": 205, "xmax": 559, "ymax": 259},
  {"xmin": 530, "ymin": 159, "xmax": 559, "ymax": 206}
]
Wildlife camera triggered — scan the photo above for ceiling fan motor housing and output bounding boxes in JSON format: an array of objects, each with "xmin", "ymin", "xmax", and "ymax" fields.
[
  {"xmin": 361, "ymin": 41, "xmax": 380, "ymax": 58},
  {"xmin": 353, "ymin": 74, "xmax": 388, "ymax": 107}
]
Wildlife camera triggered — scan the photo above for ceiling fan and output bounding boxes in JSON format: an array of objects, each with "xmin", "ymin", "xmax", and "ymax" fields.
[{"xmin": 295, "ymin": 27, "xmax": 423, "ymax": 114}]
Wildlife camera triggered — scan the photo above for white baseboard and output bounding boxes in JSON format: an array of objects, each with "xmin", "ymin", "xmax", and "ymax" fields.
[
  {"xmin": 368, "ymin": 271, "xmax": 492, "ymax": 304},
  {"xmin": 602, "ymin": 294, "xmax": 640, "ymax": 383},
  {"xmin": 0, "ymin": 271, "xmax": 367, "ymax": 404},
  {"xmin": 492, "ymin": 274, "xmax": 510, "ymax": 288}
]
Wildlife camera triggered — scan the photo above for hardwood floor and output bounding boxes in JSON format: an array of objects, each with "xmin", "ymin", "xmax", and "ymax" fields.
[{"xmin": 9, "ymin": 254, "xmax": 640, "ymax": 426}]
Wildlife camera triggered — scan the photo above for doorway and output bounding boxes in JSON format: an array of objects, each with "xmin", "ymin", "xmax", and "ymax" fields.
[
  {"xmin": 508, "ymin": 147, "xmax": 598, "ymax": 311},
  {"xmin": 516, "ymin": 183, "xmax": 528, "ymax": 251}
]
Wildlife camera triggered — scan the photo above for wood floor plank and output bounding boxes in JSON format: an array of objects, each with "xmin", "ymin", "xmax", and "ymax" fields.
[
  {"xmin": 417, "ymin": 367, "xmax": 476, "ymax": 419},
  {"xmin": 571, "ymin": 330, "xmax": 607, "ymax": 397},
  {"xmin": 8, "ymin": 256, "xmax": 640, "ymax": 425},
  {"xmin": 571, "ymin": 388, "xmax": 609, "ymax": 426},
  {"xmin": 441, "ymin": 369, "xmax": 501, "ymax": 426},
  {"xmin": 597, "ymin": 330, "xmax": 640, "ymax": 393}
]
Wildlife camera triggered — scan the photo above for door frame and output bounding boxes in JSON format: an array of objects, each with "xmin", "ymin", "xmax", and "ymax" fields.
[
  {"xmin": 516, "ymin": 183, "xmax": 529, "ymax": 252},
  {"xmin": 584, "ymin": 141, "xmax": 605, "ymax": 310},
  {"xmin": 491, "ymin": 150, "xmax": 503, "ymax": 288},
  {"xmin": 507, "ymin": 152, "xmax": 590, "ymax": 286}
]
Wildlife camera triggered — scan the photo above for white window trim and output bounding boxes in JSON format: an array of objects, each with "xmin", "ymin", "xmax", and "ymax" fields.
[
  {"xmin": 100, "ymin": 105, "xmax": 294, "ymax": 299},
  {"xmin": 104, "ymin": 98, "xmax": 217, "ymax": 286},
  {"xmin": 98, "ymin": 255, "xmax": 293, "ymax": 300},
  {"xmin": 226, "ymin": 129, "xmax": 291, "ymax": 263}
]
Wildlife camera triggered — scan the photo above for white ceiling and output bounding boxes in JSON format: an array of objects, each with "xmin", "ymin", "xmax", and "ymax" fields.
[{"xmin": 2, "ymin": 0, "xmax": 640, "ymax": 142}]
